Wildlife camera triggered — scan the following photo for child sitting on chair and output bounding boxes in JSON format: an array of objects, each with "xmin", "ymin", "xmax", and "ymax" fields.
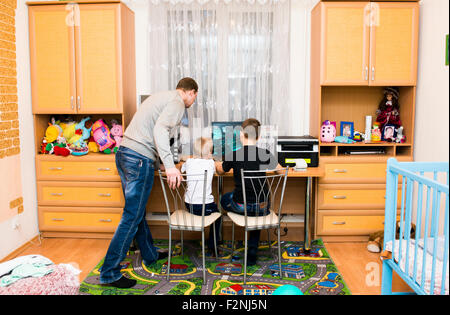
[
  {"xmin": 181, "ymin": 137, "xmax": 221, "ymax": 256},
  {"xmin": 216, "ymin": 118, "xmax": 281, "ymax": 266}
]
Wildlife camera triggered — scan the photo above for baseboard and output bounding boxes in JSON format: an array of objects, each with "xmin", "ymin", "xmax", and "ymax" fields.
[{"xmin": 0, "ymin": 234, "xmax": 41, "ymax": 263}]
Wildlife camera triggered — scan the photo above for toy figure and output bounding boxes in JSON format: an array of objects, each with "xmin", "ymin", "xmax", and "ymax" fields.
[
  {"xmin": 395, "ymin": 126, "xmax": 406, "ymax": 143},
  {"xmin": 44, "ymin": 117, "xmax": 62, "ymax": 143},
  {"xmin": 320, "ymin": 120, "xmax": 336, "ymax": 143},
  {"xmin": 68, "ymin": 117, "xmax": 92, "ymax": 156},
  {"xmin": 376, "ymin": 87, "xmax": 402, "ymax": 130},
  {"xmin": 352, "ymin": 131, "xmax": 363, "ymax": 142}
]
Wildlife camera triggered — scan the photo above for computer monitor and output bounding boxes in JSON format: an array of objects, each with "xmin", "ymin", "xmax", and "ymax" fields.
[{"xmin": 211, "ymin": 121, "xmax": 243, "ymax": 159}]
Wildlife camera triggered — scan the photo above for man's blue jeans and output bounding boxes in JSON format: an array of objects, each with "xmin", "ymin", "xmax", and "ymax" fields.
[
  {"xmin": 100, "ymin": 146, "xmax": 159, "ymax": 284},
  {"xmin": 220, "ymin": 191, "xmax": 269, "ymax": 264}
]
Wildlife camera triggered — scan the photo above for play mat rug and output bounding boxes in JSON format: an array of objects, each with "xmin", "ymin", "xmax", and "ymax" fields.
[{"xmin": 79, "ymin": 239, "xmax": 351, "ymax": 295}]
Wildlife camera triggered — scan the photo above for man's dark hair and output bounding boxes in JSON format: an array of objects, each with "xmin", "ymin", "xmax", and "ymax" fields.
[
  {"xmin": 176, "ymin": 77, "xmax": 198, "ymax": 93},
  {"xmin": 242, "ymin": 118, "xmax": 261, "ymax": 140}
]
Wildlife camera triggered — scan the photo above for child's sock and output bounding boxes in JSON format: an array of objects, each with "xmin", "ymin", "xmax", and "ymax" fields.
[
  {"xmin": 109, "ymin": 276, "xmax": 137, "ymax": 289},
  {"xmin": 157, "ymin": 251, "xmax": 169, "ymax": 261}
]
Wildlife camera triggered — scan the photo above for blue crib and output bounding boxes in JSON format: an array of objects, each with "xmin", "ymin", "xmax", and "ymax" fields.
[{"xmin": 381, "ymin": 158, "xmax": 449, "ymax": 295}]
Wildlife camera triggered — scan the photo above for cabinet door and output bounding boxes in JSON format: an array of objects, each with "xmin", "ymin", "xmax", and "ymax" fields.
[
  {"xmin": 74, "ymin": 4, "xmax": 122, "ymax": 113},
  {"xmin": 369, "ymin": 2, "xmax": 419, "ymax": 86},
  {"xmin": 28, "ymin": 5, "xmax": 77, "ymax": 114},
  {"xmin": 321, "ymin": 2, "xmax": 370, "ymax": 85}
]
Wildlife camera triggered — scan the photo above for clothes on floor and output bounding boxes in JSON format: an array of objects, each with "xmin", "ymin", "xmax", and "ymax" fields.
[{"xmin": 0, "ymin": 255, "xmax": 54, "ymax": 287}]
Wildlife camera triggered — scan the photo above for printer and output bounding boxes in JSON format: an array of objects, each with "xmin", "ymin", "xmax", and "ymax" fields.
[{"xmin": 277, "ymin": 136, "xmax": 319, "ymax": 167}]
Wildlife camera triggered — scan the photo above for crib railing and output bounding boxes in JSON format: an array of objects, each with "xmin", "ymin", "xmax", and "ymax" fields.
[{"xmin": 382, "ymin": 158, "xmax": 449, "ymax": 295}]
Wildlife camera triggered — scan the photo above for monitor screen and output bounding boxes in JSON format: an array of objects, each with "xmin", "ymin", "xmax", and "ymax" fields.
[{"xmin": 211, "ymin": 121, "xmax": 243, "ymax": 159}]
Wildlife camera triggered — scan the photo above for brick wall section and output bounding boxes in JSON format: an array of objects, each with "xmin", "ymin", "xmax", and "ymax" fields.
[{"xmin": 0, "ymin": 0, "xmax": 19, "ymax": 160}]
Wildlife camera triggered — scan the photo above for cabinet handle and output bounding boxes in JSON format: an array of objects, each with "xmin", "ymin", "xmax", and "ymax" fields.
[
  {"xmin": 333, "ymin": 195, "xmax": 347, "ymax": 199},
  {"xmin": 77, "ymin": 96, "xmax": 81, "ymax": 110},
  {"xmin": 97, "ymin": 168, "xmax": 111, "ymax": 171},
  {"xmin": 333, "ymin": 169, "xmax": 347, "ymax": 173},
  {"xmin": 365, "ymin": 66, "xmax": 368, "ymax": 81},
  {"xmin": 50, "ymin": 193, "xmax": 63, "ymax": 196},
  {"xmin": 71, "ymin": 96, "xmax": 74, "ymax": 110},
  {"xmin": 52, "ymin": 218, "xmax": 65, "ymax": 221},
  {"xmin": 371, "ymin": 67, "xmax": 375, "ymax": 81},
  {"xmin": 98, "ymin": 193, "xmax": 111, "ymax": 197},
  {"xmin": 332, "ymin": 221, "xmax": 346, "ymax": 225},
  {"xmin": 49, "ymin": 167, "xmax": 63, "ymax": 171},
  {"xmin": 99, "ymin": 219, "xmax": 112, "ymax": 223}
]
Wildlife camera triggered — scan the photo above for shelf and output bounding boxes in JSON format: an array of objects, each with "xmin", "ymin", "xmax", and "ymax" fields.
[{"xmin": 320, "ymin": 142, "xmax": 412, "ymax": 147}]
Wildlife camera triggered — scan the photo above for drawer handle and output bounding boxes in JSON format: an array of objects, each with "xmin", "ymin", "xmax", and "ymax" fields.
[
  {"xmin": 332, "ymin": 221, "xmax": 346, "ymax": 225},
  {"xmin": 52, "ymin": 218, "xmax": 65, "ymax": 222},
  {"xmin": 99, "ymin": 219, "xmax": 112, "ymax": 223},
  {"xmin": 98, "ymin": 168, "xmax": 111, "ymax": 171},
  {"xmin": 50, "ymin": 193, "xmax": 63, "ymax": 196},
  {"xmin": 98, "ymin": 193, "xmax": 111, "ymax": 197},
  {"xmin": 333, "ymin": 195, "xmax": 347, "ymax": 199},
  {"xmin": 49, "ymin": 167, "xmax": 63, "ymax": 171},
  {"xmin": 333, "ymin": 169, "xmax": 347, "ymax": 173}
]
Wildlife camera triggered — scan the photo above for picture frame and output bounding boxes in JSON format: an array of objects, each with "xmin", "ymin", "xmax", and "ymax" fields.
[
  {"xmin": 340, "ymin": 121, "xmax": 354, "ymax": 138},
  {"xmin": 381, "ymin": 124, "xmax": 397, "ymax": 142}
]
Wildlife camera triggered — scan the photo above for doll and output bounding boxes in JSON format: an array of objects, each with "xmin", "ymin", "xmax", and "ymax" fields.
[{"xmin": 376, "ymin": 87, "xmax": 402, "ymax": 130}]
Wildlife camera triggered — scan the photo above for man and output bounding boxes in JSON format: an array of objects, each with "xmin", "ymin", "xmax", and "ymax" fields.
[{"xmin": 99, "ymin": 78, "xmax": 198, "ymax": 288}]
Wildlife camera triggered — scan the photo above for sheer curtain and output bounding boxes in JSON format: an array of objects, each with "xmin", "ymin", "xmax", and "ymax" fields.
[{"xmin": 146, "ymin": 0, "xmax": 291, "ymax": 138}]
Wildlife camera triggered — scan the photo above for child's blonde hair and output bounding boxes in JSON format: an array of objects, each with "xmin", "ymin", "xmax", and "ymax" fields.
[{"xmin": 193, "ymin": 137, "xmax": 213, "ymax": 158}]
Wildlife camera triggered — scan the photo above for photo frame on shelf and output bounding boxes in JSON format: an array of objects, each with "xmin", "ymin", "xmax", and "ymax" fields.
[
  {"xmin": 340, "ymin": 121, "xmax": 354, "ymax": 138},
  {"xmin": 381, "ymin": 124, "xmax": 397, "ymax": 142}
]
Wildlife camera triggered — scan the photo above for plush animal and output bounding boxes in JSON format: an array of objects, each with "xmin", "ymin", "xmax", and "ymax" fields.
[
  {"xmin": 68, "ymin": 117, "xmax": 92, "ymax": 156},
  {"xmin": 44, "ymin": 118, "xmax": 63, "ymax": 143},
  {"xmin": 110, "ymin": 120, "xmax": 123, "ymax": 148},
  {"xmin": 395, "ymin": 126, "xmax": 406, "ymax": 143},
  {"xmin": 334, "ymin": 136, "xmax": 356, "ymax": 144},
  {"xmin": 320, "ymin": 120, "xmax": 336, "ymax": 143},
  {"xmin": 92, "ymin": 119, "xmax": 115, "ymax": 152},
  {"xmin": 367, "ymin": 221, "xmax": 416, "ymax": 253}
]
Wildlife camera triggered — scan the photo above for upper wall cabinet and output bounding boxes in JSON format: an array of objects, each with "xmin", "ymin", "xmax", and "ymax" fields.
[
  {"xmin": 319, "ymin": 2, "xmax": 419, "ymax": 86},
  {"xmin": 28, "ymin": 2, "xmax": 134, "ymax": 114}
]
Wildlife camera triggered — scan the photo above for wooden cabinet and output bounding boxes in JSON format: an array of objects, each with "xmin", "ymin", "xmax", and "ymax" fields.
[
  {"xmin": 28, "ymin": 2, "xmax": 134, "ymax": 114},
  {"xmin": 28, "ymin": 1, "xmax": 136, "ymax": 238},
  {"xmin": 319, "ymin": 1, "xmax": 419, "ymax": 86}
]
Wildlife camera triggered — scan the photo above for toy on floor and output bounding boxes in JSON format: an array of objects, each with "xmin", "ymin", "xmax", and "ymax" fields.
[
  {"xmin": 320, "ymin": 120, "xmax": 336, "ymax": 143},
  {"xmin": 367, "ymin": 221, "xmax": 416, "ymax": 253},
  {"xmin": 272, "ymin": 284, "xmax": 303, "ymax": 295},
  {"xmin": 92, "ymin": 119, "xmax": 116, "ymax": 153}
]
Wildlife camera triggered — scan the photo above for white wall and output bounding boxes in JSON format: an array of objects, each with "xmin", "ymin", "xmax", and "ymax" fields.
[
  {"xmin": 0, "ymin": 0, "xmax": 39, "ymax": 260},
  {"xmin": 414, "ymin": 0, "xmax": 449, "ymax": 162}
]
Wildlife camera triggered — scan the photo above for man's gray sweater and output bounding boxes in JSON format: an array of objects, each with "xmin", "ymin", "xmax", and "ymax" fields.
[{"xmin": 120, "ymin": 90, "xmax": 185, "ymax": 169}]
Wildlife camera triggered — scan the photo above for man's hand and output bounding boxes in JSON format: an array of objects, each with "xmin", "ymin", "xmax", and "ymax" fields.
[{"xmin": 166, "ymin": 167, "xmax": 182, "ymax": 189}]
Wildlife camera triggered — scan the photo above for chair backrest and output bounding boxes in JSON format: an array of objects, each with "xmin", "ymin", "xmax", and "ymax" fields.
[
  {"xmin": 158, "ymin": 170, "xmax": 208, "ymax": 230},
  {"xmin": 240, "ymin": 167, "xmax": 289, "ymax": 228}
]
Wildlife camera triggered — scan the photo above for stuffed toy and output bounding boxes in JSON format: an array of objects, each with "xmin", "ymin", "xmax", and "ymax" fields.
[
  {"xmin": 110, "ymin": 120, "xmax": 123, "ymax": 148},
  {"xmin": 334, "ymin": 136, "xmax": 356, "ymax": 144},
  {"xmin": 87, "ymin": 131, "xmax": 99, "ymax": 153},
  {"xmin": 367, "ymin": 221, "xmax": 416, "ymax": 253},
  {"xmin": 44, "ymin": 118, "xmax": 63, "ymax": 143},
  {"xmin": 92, "ymin": 119, "xmax": 115, "ymax": 152},
  {"xmin": 395, "ymin": 126, "xmax": 406, "ymax": 143},
  {"xmin": 320, "ymin": 120, "xmax": 336, "ymax": 143},
  {"xmin": 68, "ymin": 117, "xmax": 92, "ymax": 156}
]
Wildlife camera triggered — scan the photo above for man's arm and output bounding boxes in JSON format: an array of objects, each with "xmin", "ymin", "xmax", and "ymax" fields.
[{"xmin": 215, "ymin": 161, "xmax": 226, "ymax": 175}]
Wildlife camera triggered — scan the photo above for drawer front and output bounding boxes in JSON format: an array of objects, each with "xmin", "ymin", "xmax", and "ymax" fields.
[
  {"xmin": 321, "ymin": 163, "xmax": 387, "ymax": 184},
  {"xmin": 318, "ymin": 184, "xmax": 402, "ymax": 210},
  {"xmin": 41, "ymin": 210, "xmax": 121, "ymax": 232},
  {"xmin": 37, "ymin": 182, "xmax": 124, "ymax": 207},
  {"xmin": 37, "ymin": 160, "xmax": 119, "ymax": 181},
  {"xmin": 317, "ymin": 210, "xmax": 399, "ymax": 236}
]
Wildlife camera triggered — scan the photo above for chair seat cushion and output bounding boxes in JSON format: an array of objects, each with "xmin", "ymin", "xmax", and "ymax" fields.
[
  {"xmin": 227, "ymin": 210, "xmax": 279, "ymax": 228},
  {"xmin": 169, "ymin": 210, "xmax": 221, "ymax": 229}
]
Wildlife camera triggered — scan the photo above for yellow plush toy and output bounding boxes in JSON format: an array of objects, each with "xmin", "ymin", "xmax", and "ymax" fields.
[{"xmin": 44, "ymin": 118, "xmax": 63, "ymax": 143}]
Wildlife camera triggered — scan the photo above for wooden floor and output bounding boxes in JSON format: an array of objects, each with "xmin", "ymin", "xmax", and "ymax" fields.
[{"xmin": 3, "ymin": 237, "xmax": 412, "ymax": 295}]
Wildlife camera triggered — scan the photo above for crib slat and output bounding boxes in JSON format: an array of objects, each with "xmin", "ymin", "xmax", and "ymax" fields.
[
  {"xmin": 398, "ymin": 177, "xmax": 407, "ymax": 263},
  {"xmin": 429, "ymin": 189, "xmax": 441, "ymax": 294},
  {"xmin": 413, "ymin": 171, "xmax": 424, "ymax": 283},
  {"xmin": 441, "ymin": 192, "xmax": 449, "ymax": 295},
  {"xmin": 421, "ymin": 184, "xmax": 432, "ymax": 290},
  {"xmin": 404, "ymin": 177, "xmax": 414, "ymax": 276}
]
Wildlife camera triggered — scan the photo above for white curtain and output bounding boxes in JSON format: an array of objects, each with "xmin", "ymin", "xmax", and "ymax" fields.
[{"xmin": 145, "ymin": 0, "xmax": 291, "ymax": 136}]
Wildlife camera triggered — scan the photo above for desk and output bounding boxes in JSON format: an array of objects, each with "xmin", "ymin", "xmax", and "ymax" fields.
[{"xmin": 216, "ymin": 167, "xmax": 324, "ymax": 251}]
